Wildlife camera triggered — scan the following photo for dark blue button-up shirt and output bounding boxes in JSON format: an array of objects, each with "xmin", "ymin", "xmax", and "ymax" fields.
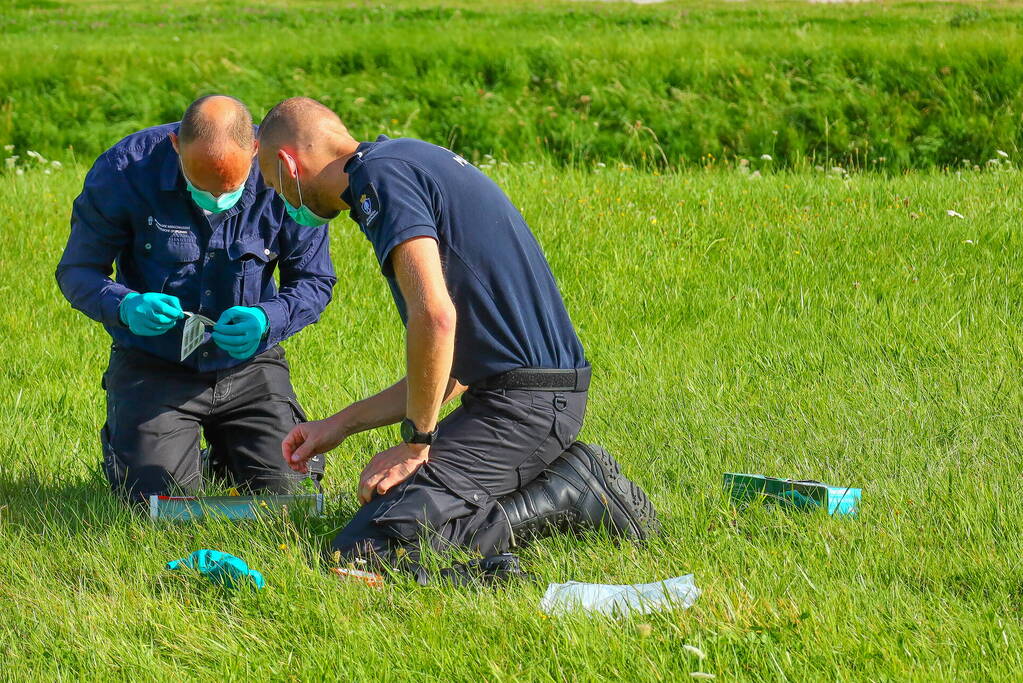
[{"xmin": 56, "ymin": 123, "xmax": 337, "ymax": 371}]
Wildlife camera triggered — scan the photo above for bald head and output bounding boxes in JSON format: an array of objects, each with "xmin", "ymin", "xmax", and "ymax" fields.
[
  {"xmin": 171, "ymin": 95, "xmax": 255, "ymax": 195},
  {"xmin": 257, "ymin": 97, "xmax": 360, "ymax": 220},
  {"xmin": 180, "ymin": 94, "xmax": 253, "ymax": 149}
]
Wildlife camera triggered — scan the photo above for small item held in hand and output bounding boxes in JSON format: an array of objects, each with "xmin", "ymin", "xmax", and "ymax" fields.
[
  {"xmin": 724, "ymin": 473, "xmax": 861, "ymax": 516},
  {"xmin": 166, "ymin": 549, "xmax": 265, "ymax": 590},
  {"xmin": 179, "ymin": 311, "xmax": 215, "ymax": 362}
]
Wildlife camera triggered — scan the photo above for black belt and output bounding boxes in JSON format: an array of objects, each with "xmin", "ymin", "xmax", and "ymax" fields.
[{"xmin": 474, "ymin": 366, "xmax": 591, "ymax": 392}]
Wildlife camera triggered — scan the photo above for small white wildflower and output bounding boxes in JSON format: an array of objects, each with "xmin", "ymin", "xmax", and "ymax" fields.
[
  {"xmin": 5, "ymin": 156, "xmax": 17, "ymax": 168},
  {"xmin": 947, "ymin": 210, "xmax": 965, "ymax": 219},
  {"xmin": 15, "ymin": 168, "xmax": 23, "ymax": 176},
  {"xmin": 749, "ymin": 170, "xmax": 762, "ymax": 179},
  {"xmin": 595, "ymin": 162, "xmax": 606, "ymax": 168},
  {"xmin": 3, "ymin": 144, "xmax": 13, "ymax": 153},
  {"xmin": 996, "ymin": 150, "xmax": 1009, "ymax": 158},
  {"xmin": 986, "ymin": 159, "xmax": 1000, "ymax": 166},
  {"xmin": 760, "ymin": 154, "xmax": 772, "ymax": 161},
  {"xmin": 738, "ymin": 158, "xmax": 749, "ymax": 167},
  {"xmin": 964, "ymin": 239, "xmax": 975, "ymax": 244},
  {"xmin": 50, "ymin": 160, "xmax": 62, "ymax": 169},
  {"xmin": 43, "ymin": 169, "xmax": 51, "ymax": 175},
  {"xmin": 25, "ymin": 150, "xmax": 42, "ymax": 161},
  {"xmin": 690, "ymin": 674, "xmax": 715, "ymax": 680},
  {"xmin": 683, "ymin": 644, "xmax": 706, "ymax": 659}
]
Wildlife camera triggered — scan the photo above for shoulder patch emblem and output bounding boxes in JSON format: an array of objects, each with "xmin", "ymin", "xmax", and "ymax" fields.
[{"xmin": 357, "ymin": 182, "xmax": 380, "ymax": 229}]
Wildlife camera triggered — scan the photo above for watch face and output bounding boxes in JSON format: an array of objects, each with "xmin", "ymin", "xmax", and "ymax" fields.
[{"xmin": 401, "ymin": 418, "xmax": 414, "ymax": 443}]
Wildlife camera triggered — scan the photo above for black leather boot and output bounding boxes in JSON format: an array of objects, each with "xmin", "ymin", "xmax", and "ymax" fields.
[{"xmin": 497, "ymin": 442, "xmax": 660, "ymax": 546}]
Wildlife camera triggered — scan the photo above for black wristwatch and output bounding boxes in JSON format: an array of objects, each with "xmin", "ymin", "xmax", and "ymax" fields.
[{"xmin": 401, "ymin": 418, "xmax": 437, "ymax": 445}]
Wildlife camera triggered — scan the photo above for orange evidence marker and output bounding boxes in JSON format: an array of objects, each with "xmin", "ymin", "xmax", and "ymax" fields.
[{"xmin": 330, "ymin": 566, "xmax": 385, "ymax": 589}]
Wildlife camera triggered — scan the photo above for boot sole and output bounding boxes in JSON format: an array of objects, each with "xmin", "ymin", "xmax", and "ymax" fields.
[{"xmin": 573, "ymin": 442, "xmax": 661, "ymax": 541}]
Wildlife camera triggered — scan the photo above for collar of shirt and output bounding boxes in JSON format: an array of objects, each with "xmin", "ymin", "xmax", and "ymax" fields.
[{"xmin": 340, "ymin": 135, "xmax": 389, "ymax": 207}]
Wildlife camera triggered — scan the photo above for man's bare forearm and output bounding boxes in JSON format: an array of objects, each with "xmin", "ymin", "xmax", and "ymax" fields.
[
  {"xmin": 330, "ymin": 376, "xmax": 466, "ymax": 438},
  {"xmin": 405, "ymin": 306, "xmax": 456, "ymax": 433}
]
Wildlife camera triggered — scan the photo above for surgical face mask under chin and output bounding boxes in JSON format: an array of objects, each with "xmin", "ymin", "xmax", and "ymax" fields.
[
  {"xmin": 278, "ymin": 159, "xmax": 331, "ymax": 227},
  {"xmin": 181, "ymin": 165, "xmax": 245, "ymax": 213}
]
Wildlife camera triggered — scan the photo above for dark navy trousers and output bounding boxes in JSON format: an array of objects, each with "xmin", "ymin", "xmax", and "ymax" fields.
[
  {"xmin": 332, "ymin": 386, "xmax": 587, "ymax": 569},
  {"xmin": 100, "ymin": 344, "xmax": 323, "ymax": 502}
]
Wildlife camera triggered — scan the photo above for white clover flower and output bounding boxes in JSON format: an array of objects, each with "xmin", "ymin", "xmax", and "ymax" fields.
[
  {"xmin": 5, "ymin": 156, "xmax": 17, "ymax": 168},
  {"xmin": 947, "ymin": 210, "xmax": 965, "ymax": 219},
  {"xmin": 595, "ymin": 162, "xmax": 606, "ymax": 168},
  {"xmin": 25, "ymin": 150, "xmax": 41, "ymax": 160},
  {"xmin": 51, "ymin": 160, "xmax": 62, "ymax": 169},
  {"xmin": 760, "ymin": 154, "xmax": 772, "ymax": 161},
  {"xmin": 683, "ymin": 644, "xmax": 706, "ymax": 659},
  {"xmin": 15, "ymin": 168, "xmax": 24, "ymax": 175},
  {"xmin": 3, "ymin": 144, "xmax": 13, "ymax": 153},
  {"xmin": 997, "ymin": 150, "xmax": 1009, "ymax": 158}
]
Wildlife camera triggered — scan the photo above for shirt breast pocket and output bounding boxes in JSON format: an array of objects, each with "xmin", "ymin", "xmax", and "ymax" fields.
[
  {"xmin": 140, "ymin": 218, "xmax": 200, "ymax": 292},
  {"xmin": 228, "ymin": 237, "xmax": 275, "ymax": 305}
]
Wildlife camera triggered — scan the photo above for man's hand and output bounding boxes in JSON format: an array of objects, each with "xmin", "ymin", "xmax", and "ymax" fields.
[
  {"xmin": 282, "ymin": 416, "xmax": 347, "ymax": 473},
  {"xmin": 212, "ymin": 306, "xmax": 268, "ymax": 359},
  {"xmin": 119, "ymin": 292, "xmax": 183, "ymax": 336},
  {"xmin": 358, "ymin": 442, "xmax": 429, "ymax": 505}
]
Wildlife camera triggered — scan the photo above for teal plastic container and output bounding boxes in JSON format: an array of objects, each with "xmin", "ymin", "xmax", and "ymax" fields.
[
  {"xmin": 149, "ymin": 494, "xmax": 324, "ymax": 521},
  {"xmin": 724, "ymin": 473, "xmax": 861, "ymax": 517}
]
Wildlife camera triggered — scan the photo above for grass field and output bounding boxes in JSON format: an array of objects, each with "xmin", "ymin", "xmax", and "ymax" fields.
[
  {"xmin": 2, "ymin": 0, "xmax": 1022, "ymax": 169},
  {"xmin": 3, "ymin": 0, "xmax": 1023, "ymax": 681}
]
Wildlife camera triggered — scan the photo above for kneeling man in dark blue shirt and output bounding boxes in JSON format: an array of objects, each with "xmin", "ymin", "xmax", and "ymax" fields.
[
  {"xmin": 259, "ymin": 97, "xmax": 658, "ymax": 583},
  {"xmin": 57, "ymin": 96, "xmax": 336, "ymax": 503}
]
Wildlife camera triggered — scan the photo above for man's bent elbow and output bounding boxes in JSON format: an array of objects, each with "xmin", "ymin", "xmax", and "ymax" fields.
[{"xmin": 411, "ymin": 303, "xmax": 456, "ymax": 337}]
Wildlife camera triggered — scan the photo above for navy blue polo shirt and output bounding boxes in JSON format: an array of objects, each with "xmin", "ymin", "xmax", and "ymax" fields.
[
  {"xmin": 341, "ymin": 136, "xmax": 586, "ymax": 386},
  {"xmin": 56, "ymin": 123, "xmax": 337, "ymax": 371}
]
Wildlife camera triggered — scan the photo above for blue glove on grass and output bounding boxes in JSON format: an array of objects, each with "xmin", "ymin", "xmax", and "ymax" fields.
[
  {"xmin": 212, "ymin": 306, "xmax": 268, "ymax": 359},
  {"xmin": 166, "ymin": 549, "xmax": 265, "ymax": 590},
  {"xmin": 119, "ymin": 292, "xmax": 183, "ymax": 336}
]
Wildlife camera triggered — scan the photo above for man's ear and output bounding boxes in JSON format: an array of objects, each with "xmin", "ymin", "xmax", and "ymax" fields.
[
  {"xmin": 278, "ymin": 149, "xmax": 299, "ymax": 178},
  {"xmin": 169, "ymin": 132, "xmax": 179, "ymax": 155},
  {"xmin": 251, "ymin": 139, "xmax": 259, "ymax": 158}
]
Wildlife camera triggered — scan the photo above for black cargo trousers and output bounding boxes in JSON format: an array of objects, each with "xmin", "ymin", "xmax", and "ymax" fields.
[
  {"xmin": 100, "ymin": 344, "xmax": 323, "ymax": 503},
  {"xmin": 332, "ymin": 368, "xmax": 589, "ymax": 570}
]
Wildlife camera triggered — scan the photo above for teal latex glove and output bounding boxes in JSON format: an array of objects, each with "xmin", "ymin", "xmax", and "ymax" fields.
[
  {"xmin": 119, "ymin": 292, "xmax": 183, "ymax": 336},
  {"xmin": 212, "ymin": 305, "xmax": 268, "ymax": 359},
  {"xmin": 166, "ymin": 549, "xmax": 265, "ymax": 590}
]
